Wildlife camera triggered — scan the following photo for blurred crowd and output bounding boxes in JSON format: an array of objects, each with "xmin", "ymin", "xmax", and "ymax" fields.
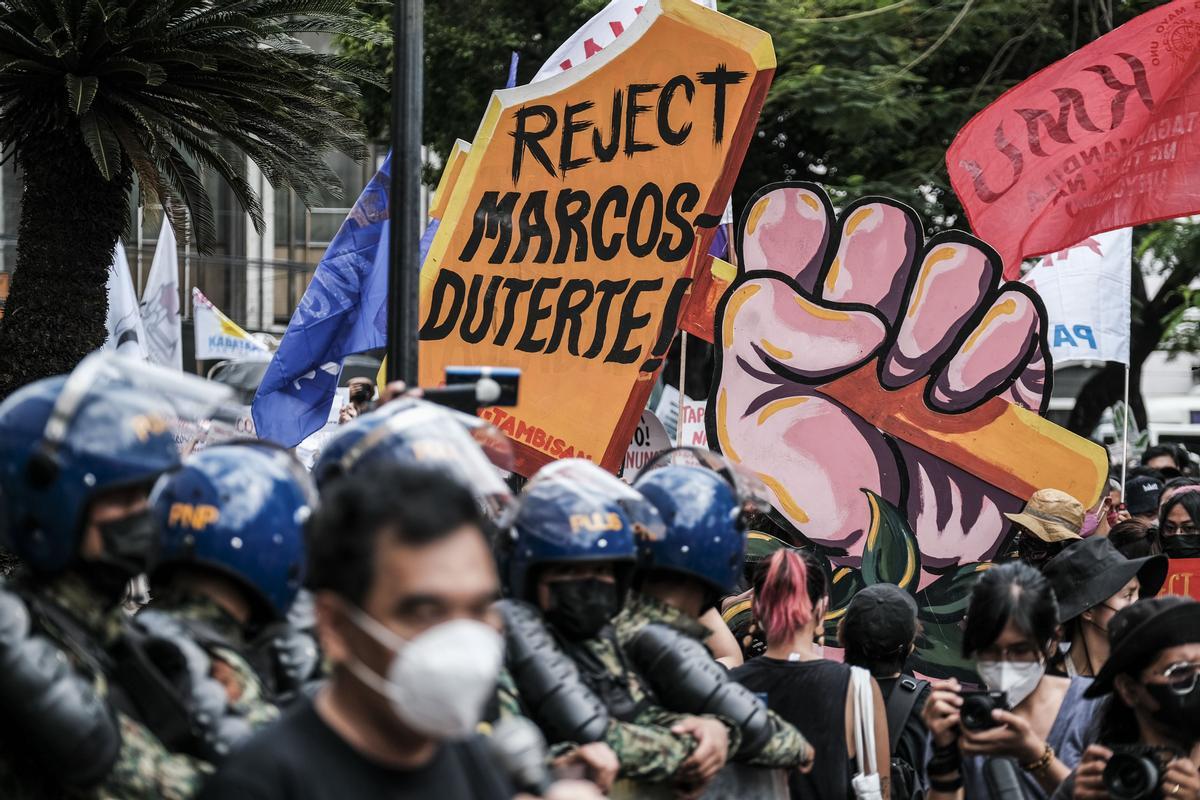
[{"xmin": 0, "ymin": 353, "xmax": 1197, "ymax": 800}]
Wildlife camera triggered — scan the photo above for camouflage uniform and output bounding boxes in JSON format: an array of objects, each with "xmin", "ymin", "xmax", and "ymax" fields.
[
  {"xmin": 496, "ymin": 635, "xmax": 716, "ymax": 784},
  {"xmin": 0, "ymin": 573, "xmax": 210, "ymax": 800},
  {"xmin": 147, "ymin": 592, "xmax": 279, "ymax": 731},
  {"xmin": 615, "ymin": 591, "xmax": 813, "ymax": 770}
]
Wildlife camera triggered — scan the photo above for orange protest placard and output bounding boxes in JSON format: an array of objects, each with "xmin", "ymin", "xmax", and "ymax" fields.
[
  {"xmin": 1161, "ymin": 558, "xmax": 1200, "ymax": 601},
  {"xmin": 418, "ymin": 0, "xmax": 774, "ymax": 476}
]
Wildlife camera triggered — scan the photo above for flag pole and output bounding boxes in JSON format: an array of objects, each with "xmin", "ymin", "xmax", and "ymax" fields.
[
  {"xmin": 676, "ymin": 332, "xmax": 687, "ymax": 447},
  {"xmin": 387, "ymin": 0, "xmax": 423, "ymax": 386},
  {"xmin": 1120, "ymin": 363, "xmax": 1131, "ymax": 500}
]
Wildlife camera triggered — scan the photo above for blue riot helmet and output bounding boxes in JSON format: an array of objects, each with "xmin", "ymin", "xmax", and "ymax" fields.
[
  {"xmin": 314, "ymin": 398, "xmax": 516, "ymax": 527},
  {"xmin": 0, "ymin": 352, "xmax": 238, "ymax": 578},
  {"xmin": 507, "ymin": 459, "xmax": 664, "ymax": 604},
  {"xmin": 633, "ymin": 447, "xmax": 772, "ymax": 598},
  {"xmin": 150, "ymin": 442, "xmax": 316, "ymax": 621}
]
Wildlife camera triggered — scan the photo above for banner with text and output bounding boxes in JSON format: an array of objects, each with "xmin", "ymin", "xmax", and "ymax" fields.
[
  {"xmin": 419, "ymin": 0, "xmax": 774, "ymax": 475},
  {"xmin": 947, "ymin": 0, "xmax": 1200, "ymax": 278},
  {"xmin": 1020, "ymin": 228, "xmax": 1131, "ymax": 365}
]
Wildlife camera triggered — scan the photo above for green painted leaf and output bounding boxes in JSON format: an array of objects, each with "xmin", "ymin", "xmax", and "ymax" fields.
[
  {"xmin": 911, "ymin": 625, "xmax": 980, "ymax": 684},
  {"xmin": 915, "ymin": 562, "xmax": 991, "ymax": 624},
  {"xmin": 64, "ymin": 74, "xmax": 98, "ymax": 115},
  {"xmin": 823, "ymin": 565, "xmax": 864, "ymax": 646},
  {"xmin": 859, "ymin": 490, "xmax": 921, "ymax": 590}
]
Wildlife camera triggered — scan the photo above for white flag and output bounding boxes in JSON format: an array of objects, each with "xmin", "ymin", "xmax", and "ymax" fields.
[
  {"xmin": 192, "ymin": 287, "xmax": 272, "ymax": 361},
  {"xmin": 140, "ymin": 224, "xmax": 182, "ymax": 369},
  {"xmin": 103, "ymin": 242, "xmax": 149, "ymax": 360},
  {"xmin": 1021, "ymin": 228, "xmax": 1132, "ymax": 366},
  {"xmin": 532, "ymin": 0, "xmax": 716, "ymax": 83}
]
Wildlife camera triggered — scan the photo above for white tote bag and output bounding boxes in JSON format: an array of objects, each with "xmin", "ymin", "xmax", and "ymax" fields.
[{"xmin": 850, "ymin": 666, "xmax": 885, "ymax": 800}]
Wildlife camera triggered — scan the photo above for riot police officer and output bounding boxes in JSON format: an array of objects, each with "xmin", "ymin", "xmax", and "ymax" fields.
[
  {"xmin": 620, "ymin": 451, "xmax": 815, "ymax": 775},
  {"xmin": 145, "ymin": 441, "xmax": 319, "ymax": 733},
  {"xmin": 0, "ymin": 353, "xmax": 218, "ymax": 797},
  {"xmin": 504, "ymin": 459, "xmax": 735, "ymax": 796}
]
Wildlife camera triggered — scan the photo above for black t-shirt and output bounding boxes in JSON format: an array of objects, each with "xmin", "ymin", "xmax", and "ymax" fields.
[
  {"xmin": 731, "ymin": 657, "xmax": 853, "ymax": 800},
  {"xmin": 197, "ymin": 699, "xmax": 515, "ymax": 800}
]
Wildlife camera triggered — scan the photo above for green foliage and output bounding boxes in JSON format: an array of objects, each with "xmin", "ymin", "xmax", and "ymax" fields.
[
  {"xmin": 0, "ymin": 0, "xmax": 383, "ymax": 250},
  {"xmin": 338, "ymin": 0, "xmax": 608, "ymax": 177}
]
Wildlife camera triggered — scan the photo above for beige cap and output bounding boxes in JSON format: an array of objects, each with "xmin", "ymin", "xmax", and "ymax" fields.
[{"xmin": 1004, "ymin": 488, "xmax": 1085, "ymax": 543}]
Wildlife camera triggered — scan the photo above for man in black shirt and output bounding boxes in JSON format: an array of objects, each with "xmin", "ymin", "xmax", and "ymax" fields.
[
  {"xmin": 200, "ymin": 465, "xmax": 599, "ymax": 800},
  {"xmin": 841, "ymin": 582, "xmax": 931, "ymax": 800}
]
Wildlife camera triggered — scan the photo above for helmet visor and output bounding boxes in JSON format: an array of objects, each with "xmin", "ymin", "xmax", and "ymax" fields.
[
  {"xmin": 345, "ymin": 400, "xmax": 517, "ymax": 527},
  {"xmin": 44, "ymin": 352, "xmax": 241, "ymax": 462},
  {"xmin": 641, "ymin": 446, "xmax": 773, "ymax": 520},
  {"xmin": 529, "ymin": 459, "xmax": 665, "ymax": 540}
]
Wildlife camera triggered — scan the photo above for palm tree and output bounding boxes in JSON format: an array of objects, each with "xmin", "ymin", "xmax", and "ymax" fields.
[{"xmin": 0, "ymin": 0, "xmax": 382, "ymax": 395}]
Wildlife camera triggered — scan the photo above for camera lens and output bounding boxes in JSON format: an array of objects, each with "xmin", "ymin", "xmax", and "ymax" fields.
[
  {"xmin": 960, "ymin": 695, "xmax": 998, "ymax": 731},
  {"xmin": 1103, "ymin": 753, "xmax": 1160, "ymax": 800}
]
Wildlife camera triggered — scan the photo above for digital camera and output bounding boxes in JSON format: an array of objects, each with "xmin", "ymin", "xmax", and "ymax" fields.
[
  {"xmin": 1103, "ymin": 745, "xmax": 1178, "ymax": 800},
  {"xmin": 959, "ymin": 689, "xmax": 1009, "ymax": 731}
]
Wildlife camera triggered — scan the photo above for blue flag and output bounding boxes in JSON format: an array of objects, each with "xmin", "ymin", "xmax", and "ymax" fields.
[{"xmin": 252, "ymin": 156, "xmax": 393, "ymax": 447}]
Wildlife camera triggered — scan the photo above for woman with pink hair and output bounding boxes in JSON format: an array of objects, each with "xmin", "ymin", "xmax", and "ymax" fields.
[{"xmin": 731, "ymin": 549, "xmax": 890, "ymax": 799}]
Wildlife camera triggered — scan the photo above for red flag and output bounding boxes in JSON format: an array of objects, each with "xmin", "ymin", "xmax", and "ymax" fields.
[{"xmin": 947, "ymin": 0, "xmax": 1200, "ymax": 279}]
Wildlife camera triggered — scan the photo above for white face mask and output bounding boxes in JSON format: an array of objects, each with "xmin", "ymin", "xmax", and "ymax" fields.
[
  {"xmin": 343, "ymin": 604, "xmax": 504, "ymax": 739},
  {"xmin": 976, "ymin": 659, "xmax": 1045, "ymax": 709}
]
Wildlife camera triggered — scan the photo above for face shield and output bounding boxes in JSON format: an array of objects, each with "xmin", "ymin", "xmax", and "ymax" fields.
[
  {"xmin": 41, "ymin": 351, "xmax": 241, "ymax": 478},
  {"xmin": 529, "ymin": 459, "xmax": 666, "ymax": 541},
  {"xmin": 339, "ymin": 399, "xmax": 517, "ymax": 528},
  {"xmin": 640, "ymin": 446, "xmax": 773, "ymax": 526}
]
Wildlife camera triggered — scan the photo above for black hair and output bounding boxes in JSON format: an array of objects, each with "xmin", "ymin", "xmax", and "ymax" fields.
[
  {"xmin": 1127, "ymin": 465, "xmax": 1166, "ymax": 483},
  {"xmin": 962, "ymin": 561, "xmax": 1059, "ymax": 658},
  {"xmin": 1160, "ymin": 489, "xmax": 1200, "ymax": 533},
  {"xmin": 1142, "ymin": 444, "xmax": 1182, "ymax": 470},
  {"xmin": 1109, "ymin": 519, "xmax": 1160, "ymax": 558},
  {"xmin": 305, "ymin": 463, "xmax": 484, "ymax": 605}
]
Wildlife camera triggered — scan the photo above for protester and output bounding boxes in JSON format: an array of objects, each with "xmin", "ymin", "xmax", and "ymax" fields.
[
  {"xmin": 0, "ymin": 355, "xmax": 211, "ymax": 796},
  {"xmin": 1159, "ymin": 487, "xmax": 1200, "ymax": 559},
  {"xmin": 921, "ymin": 562, "xmax": 1102, "ymax": 800},
  {"xmin": 1125, "ymin": 474, "xmax": 1165, "ymax": 526},
  {"xmin": 720, "ymin": 530, "xmax": 797, "ymax": 662},
  {"xmin": 1142, "ymin": 445, "xmax": 1185, "ymax": 479},
  {"xmin": 1042, "ymin": 537, "xmax": 1167, "ymax": 678},
  {"xmin": 1108, "ymin": 519, "xmax": 1161, "ymax": 559},
  {"xmin": 337, "ymin": 376, "xmax": 376, "ymax": 424},
  {"xmin": 147, "ymin": 442, "xmax": 320, "ymax": 717},
  {"xmin": 1160, "ymin": 478, "xmax": 1200, "ymax": 511},
  {"xmin": 1087, "ymin": 478, "xmax": 1126, "ymax": 539},
  {"xmin": 618, "ymin": 454, "xmax": 815, "ymax": 773},
  {"xmin": 502, "ymin": 460, "xmax": 731, "ymax": 796},
  {"xmin": 841, "ymin": 582, "xmax": 931, "ymax": 800},
  {"xmin": 198, "ymin": 464, "xmax": 591, "ymax": 799},
  {"xmin": 1005, "ymin": 489, "xmax": 1085, "ymax": 569},
  {"xmin": 733, "ymin": 548, "xmax": 891, "ymax": 799},
  {"xmin": 1059, "ymin": 597, "xmax": 1200, "ymax": 800}
]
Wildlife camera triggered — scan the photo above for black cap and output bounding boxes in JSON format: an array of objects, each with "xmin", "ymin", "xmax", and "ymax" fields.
[
  {"xmin": 1085, "ymin": 596, "xmax": 1200, "ymax": 697},
  {"xmin": 841, "ymin": 583, "xmax": 918, "ymax": 658},
  {"xmin": 1042, "ymin": 536, "xmax": 1168, "ymax": 624},
  {"xmin": 1125, "ymin": 474, "xmax": 1165, "ymax": 516}
]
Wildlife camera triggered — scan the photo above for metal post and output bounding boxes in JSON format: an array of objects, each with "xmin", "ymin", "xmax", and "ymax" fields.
[
  {"xmin": 676, "ymin": 332, "xmax": 687, "ymax": 447},
  {"xmin": 1120, "ymin": 364, "xmax": 1131, "ymax": 499},
  {"xmin": 387, "ymin": 0, "xmax": 423, "ymax": 385}
]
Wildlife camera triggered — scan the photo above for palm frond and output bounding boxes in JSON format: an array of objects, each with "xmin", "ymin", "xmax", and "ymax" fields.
[{"xmin": 0, "ymin": 0, "xmax": 382, "ymax": 251}]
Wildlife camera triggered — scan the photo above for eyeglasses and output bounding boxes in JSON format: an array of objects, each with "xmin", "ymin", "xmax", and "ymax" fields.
[
  {"xmin": 975, "ymin": 642, "xmax": 1044, "ymax": 663},
  {"xmin": 1161, "ymin": 523, "xmax": 1198, "ymax": 536},
  {"xmin": 1153, "ymin": 662, "xmax": 1200, "ymax": 695}
]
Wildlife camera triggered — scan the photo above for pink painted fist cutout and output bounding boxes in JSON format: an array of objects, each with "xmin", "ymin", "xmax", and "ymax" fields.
[{"xmin": 710, "ymin": 183, "xmax": 1051, "ymax": 569}]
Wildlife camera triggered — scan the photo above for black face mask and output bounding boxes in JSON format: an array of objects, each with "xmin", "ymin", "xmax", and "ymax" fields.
[
  {"xmin": 1162, "ymin": 534, "xmax": 1200, "ymax": 559},
  {"xmin": 82, "ymin": 509, "xmax": 160, "ymax": 604},
  {"xmin": 1146, "ymin": 679, "xmax": 1200, "ymax": 742},
  {"xmin": 545, "ymin": 578, "xmax": 620, "ymax": 642}
]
